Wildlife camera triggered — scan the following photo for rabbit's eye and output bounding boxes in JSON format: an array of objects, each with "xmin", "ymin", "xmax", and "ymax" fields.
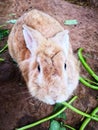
[
  {"xmin": 38, "ymin": 64, "xmax": 40, "ymax": 72},
  {"xmin": 64, "ymin": 63, "xmax": 66, "ymax": 69}
]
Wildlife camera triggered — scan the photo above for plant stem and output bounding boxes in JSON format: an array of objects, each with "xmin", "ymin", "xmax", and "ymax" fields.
[
  {"xmin": 78, "ymin": 48, "xmax": 98, "ymax": 81},
  {"xmin": 82, "ymin": 77, "xmax": 98, "ymax": 85},
  {"xmin": 64, "ymin": 124, "xmax": 76, "ymax": 130},
  {"xmin": 16, "ymin": 96, "xmax": 77, "ymax": 130},
  {"xmin": 79, "ymin": 77, "xmax": 98, "ymax": 90},
  {"xmin": 0, "ymin": 58, "xmax": 5, "ymax": 62},
  {"xmin": 79, "ymin": 107, "xmax": 98, "ymax": 130},
  {"xmin": 0, "ymin": 24, "xmax": 7, "ymax": 28},
  {"xmin": 0, "ymin": 43, "xmax": 8, "ymax": 54},
  {"xmin": 62, "ymin": 102, "xmax": 98, "ymax": 121}
]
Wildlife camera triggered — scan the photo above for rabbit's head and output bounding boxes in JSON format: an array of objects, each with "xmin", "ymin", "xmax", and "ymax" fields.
[{"xmin": 22, "ymin": 25, "xmax": 79, "ymax": 105}]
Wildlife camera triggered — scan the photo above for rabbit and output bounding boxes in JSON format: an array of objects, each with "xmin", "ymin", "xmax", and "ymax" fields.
[{"xmin": 8, "ymin": 9, "xmax": 79, "ymax": 105}]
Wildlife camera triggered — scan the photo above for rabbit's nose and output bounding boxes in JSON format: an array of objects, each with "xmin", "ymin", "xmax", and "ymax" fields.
[{"xmin": 52, "ymin": 72, "xmax": 56, "ymax": 76}]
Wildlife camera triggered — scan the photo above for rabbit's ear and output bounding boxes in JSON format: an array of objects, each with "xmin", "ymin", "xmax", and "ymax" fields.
[
  {"xmin": 23, "ymin": 24, "xmax": 42, "ymax": 55},
  {"xmin": 51, "ymin": 30, "xmax": 69, "ymax": 56}
]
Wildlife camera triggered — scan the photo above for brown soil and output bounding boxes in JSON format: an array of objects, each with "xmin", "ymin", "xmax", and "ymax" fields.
[{"xmin": 0, "ymin": 0, "xmax": 98, "ymax": 130}]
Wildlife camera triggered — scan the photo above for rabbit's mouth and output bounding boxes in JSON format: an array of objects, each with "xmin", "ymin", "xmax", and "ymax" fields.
[{"xmin": 42, "ymin": 94, "xmax": 67, "ymax": 105}]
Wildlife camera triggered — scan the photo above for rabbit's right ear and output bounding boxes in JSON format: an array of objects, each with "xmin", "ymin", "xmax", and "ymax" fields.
[
  {"xmin": 23, "ymin": 24, "xmax": 42, "ymax": 55},
  {"xmin": 50, "ymin": 30, "xmax": 69, "ymax": 56}
]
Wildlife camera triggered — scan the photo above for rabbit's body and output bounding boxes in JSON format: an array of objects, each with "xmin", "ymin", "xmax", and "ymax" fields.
[{"xmin": 8, "ymin": 9, "xmax": 79, "ymax": 105}]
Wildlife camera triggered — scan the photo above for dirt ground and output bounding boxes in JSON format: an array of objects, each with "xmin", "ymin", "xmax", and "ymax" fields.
[{"xmin": 0, "ymin": 0, "xmax": 98, "ymax": 130}]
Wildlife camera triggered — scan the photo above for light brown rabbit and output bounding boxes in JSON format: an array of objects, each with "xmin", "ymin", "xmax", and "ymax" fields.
[{"xmin": 8, "ymin": 9, "xmax": 79, "ymax": 105}]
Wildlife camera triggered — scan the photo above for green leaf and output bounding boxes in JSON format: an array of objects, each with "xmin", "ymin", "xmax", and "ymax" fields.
[
  {"xmin": 64, "ymin": 20, "xmax": 78, "ymax": 25},
  {"xmin": 0, "ymin": 29, "xmax": 9, "ymax": 40},
  {"xmin": 54, "ymin": 103, "xmax": 63, "ymax": 112},
  {"xmin": 57, "ymin": 112, "xmax": 66, "ymax": 120},
  {"xmin": 60, "ymin": 122, "xmax": 66, "ymax": 130},
  {"xmin": 53, "ymin": 103, "xmax": 66, "ymax": 120},
  {"xmin": 49, "ymin": 120, "xmax": 66, "ymax": 130},
  {"xmin": 49, "ymin": 120, "xmax": 60, "ymax": 130},
  {"xmin": 6, "ymin": 19, "xmax": 17, "ymax": 24}
]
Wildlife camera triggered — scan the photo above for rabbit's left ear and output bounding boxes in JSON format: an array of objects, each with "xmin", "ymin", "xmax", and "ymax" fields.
[
  {"xmin": 22, "ymin": 24, "xmax": 44, "ymax": 56},
  {"xmin": 51, "ymin": 30, "xmax": 69, "ymax": 56}
]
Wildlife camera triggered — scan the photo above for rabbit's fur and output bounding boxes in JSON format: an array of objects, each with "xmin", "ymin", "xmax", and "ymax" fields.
[{"xmin": 8, "ymin": 9, "xmax": 79, "ymax": 105}]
